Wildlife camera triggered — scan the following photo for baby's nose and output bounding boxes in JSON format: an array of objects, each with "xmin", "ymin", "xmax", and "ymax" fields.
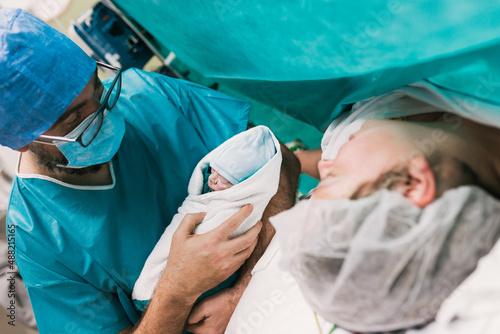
[{"xmin": 208, "ymin": 172, "xmax": 217, "ymax": 183}]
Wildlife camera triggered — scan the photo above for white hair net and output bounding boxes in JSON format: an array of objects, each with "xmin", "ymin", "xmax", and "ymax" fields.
[{"xmin": 270, "ymin": 186, "xmax": 500, "ymax": 332}]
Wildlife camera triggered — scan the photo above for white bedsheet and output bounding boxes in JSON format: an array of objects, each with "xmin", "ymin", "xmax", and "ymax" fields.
[
  {"xmin": 229, "ymin": 236, "xmax": 500, "ymax": 334},
  {"xmin": 226, "ymin": 237, "xmax": 343, "ymax": 334}
]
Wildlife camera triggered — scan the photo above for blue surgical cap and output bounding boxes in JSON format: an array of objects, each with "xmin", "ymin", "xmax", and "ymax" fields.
[{"xmin": 0, "ymin": 8, "xmax": 96, "ymax": 150}]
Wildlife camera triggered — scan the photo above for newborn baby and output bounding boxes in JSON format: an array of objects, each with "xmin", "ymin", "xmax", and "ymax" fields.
[
  {"xmin": 208, "ymin": 169, "xmax": 233, "ymax": 191},
  {"xmin": 206, "ymin": 128, "xmax": 276, "ymax": 192},
  {"xmin": 132, "ymin": 126, "xmax": 281, "ymax": 311}
]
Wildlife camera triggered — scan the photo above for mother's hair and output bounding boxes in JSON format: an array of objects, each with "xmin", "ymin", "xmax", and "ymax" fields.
[{"xmin": 350, "ymin": 151, "xmax": 481, "ymax": 202}]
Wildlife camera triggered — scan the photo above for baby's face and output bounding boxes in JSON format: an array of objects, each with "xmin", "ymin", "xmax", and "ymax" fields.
[{"xmin": 208, "ymin": 169, "xmax": 233, "ymax": 191}]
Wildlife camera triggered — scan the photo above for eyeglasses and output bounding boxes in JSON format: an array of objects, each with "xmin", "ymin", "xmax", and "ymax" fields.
[{"xmin": 35, "ymin": 61, "xmax": 122, "ymax": 147}]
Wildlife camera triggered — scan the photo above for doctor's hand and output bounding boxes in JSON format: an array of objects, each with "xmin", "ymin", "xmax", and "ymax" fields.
[
  {"xmin": 186, "ymin": 288, "xmax": 239, "ymax": 334},
  {"xmin": 165, "ymin": 205, "xmax": 262, "ymax": 301}
]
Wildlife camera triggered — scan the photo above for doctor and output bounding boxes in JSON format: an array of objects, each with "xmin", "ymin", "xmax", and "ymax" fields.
[{"xmin": 1, "ymin": 8, "xmax": 299, "ymax": 334}]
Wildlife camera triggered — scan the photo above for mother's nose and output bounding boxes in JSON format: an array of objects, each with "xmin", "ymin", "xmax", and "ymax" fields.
[{"xmin": 317, "ymin": 159, "xmax": 335, "ymax": 180}]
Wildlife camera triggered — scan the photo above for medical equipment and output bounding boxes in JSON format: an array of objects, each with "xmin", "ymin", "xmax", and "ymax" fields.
[{"xmin": 68, "ymin": 2, "xmax": 153, "ymax": 71}]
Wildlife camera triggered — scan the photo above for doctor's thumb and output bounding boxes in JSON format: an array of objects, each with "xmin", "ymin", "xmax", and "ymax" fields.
[{"xmin": 177, "ymin": 212, "xmax": 207, "ymax": 235}]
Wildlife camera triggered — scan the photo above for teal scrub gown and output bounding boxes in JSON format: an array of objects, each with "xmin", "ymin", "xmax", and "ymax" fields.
[{"xmin": 7, "ymin": 68, "xmax": 249, "ymax": 333}]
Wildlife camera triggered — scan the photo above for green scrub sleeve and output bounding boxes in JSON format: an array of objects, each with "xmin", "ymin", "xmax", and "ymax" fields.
[{"xmin": 130, "ymin": 69, "xmax": 250, "ymax": 152}]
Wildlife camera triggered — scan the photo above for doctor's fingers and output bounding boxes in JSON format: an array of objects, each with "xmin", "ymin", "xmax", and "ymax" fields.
[
  {"xmin": 224, "ymin": 221, "xmax": 262, "ymax": 255},
  {"xmin": 213, "ymin": 204, "xmax": 253, "ymax": 237},
  {"xmin": 217, "ymin": 236, "xmax": 259, "ymax": 280},
  {"xmin": 176, "ymin": 212, "xmax": 207, "ymax": 236},
  {"xmin": 231, "ymin": 233, "xmax": 260, "ymax": 266}
]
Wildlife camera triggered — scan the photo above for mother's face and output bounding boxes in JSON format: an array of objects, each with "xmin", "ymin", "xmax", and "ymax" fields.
[{"xmin": 312, "ymin": 119, "xmax": 426, "ymax": 200}]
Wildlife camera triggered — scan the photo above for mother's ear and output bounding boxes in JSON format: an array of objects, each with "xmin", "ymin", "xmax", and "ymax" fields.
[{"xmin": 392, "ymin": 156, "xmax": 436, "ymax": 208}]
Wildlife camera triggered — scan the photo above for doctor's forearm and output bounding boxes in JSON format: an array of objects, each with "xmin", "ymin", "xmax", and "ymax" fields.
[
  {"xmin": 120, "ymin": 278, "xmax": 197, "ymax": 334},
  {"xmin": 140, "ymin": 279, "xmax": 197, "ymax": 333}
]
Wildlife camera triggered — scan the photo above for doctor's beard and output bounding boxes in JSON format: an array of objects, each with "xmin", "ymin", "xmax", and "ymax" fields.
[{"xmin": 27, "ymin": 142, "xmax": 103, "ymax": 175}]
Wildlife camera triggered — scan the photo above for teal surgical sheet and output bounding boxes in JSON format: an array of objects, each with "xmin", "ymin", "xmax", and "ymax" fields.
[{"xmin": 111, "ymin": 0, "xmax": 500, "ymax": 130}]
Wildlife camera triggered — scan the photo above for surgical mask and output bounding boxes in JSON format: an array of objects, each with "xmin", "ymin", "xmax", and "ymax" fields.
[{"xmin": 55, "ymin": 90, "xmax": 125, "ymax": 168}]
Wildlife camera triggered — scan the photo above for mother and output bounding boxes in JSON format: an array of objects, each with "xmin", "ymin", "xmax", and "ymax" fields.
[{"xmin": 229, "ymin": 80, "xmax": 500, "ymax": 334}]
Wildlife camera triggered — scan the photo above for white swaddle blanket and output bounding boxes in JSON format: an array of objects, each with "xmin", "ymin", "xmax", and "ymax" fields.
[{"xmin": 132, "ymin": 126, "xmax": 282, "ymax": 307}]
